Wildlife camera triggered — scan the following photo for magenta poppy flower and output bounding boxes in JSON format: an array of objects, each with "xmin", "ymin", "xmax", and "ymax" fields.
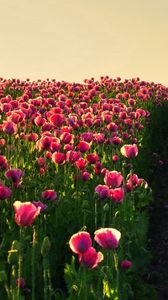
[
  {"xmin": 69, "ymin": 231, "xmax": 92, "ymax": 255},
  {"xmin": 120, "ymin": 144, "xmax": 138, "ymax": 159},
  {"xmin": 127, "ymin": 174, "xmax": 140, "ymax": 189},
  {"xmin": 112, "ymin": 155, "xmax": 119, "ymax": 162},
  {"xmin": 126, "ymin": 174, "xmax": 148, "ymax": 191},
  {"xmin": 75, "ymin": 158, "xmax": 87, "ymax": 170},
  {"xmin": 111, "ymin": 136, "xmax": 122, "ymax": 145},
  {"xmin": 94, "ymin": 133, "xmax": 105, "ymax": 144},
  {"xmin": 78, "ymin": 247, "xmax": 104, "ymax": 269},
  {"xmin": 34, "ymin": 116, "xmax": 46, "ymax": 127},
  {"xmin": 94, "ymin": 161, "xmax": 103, "ymax": 175},
  {"xmin": 77, "ymin": 141, "xmax": 90, "ymax": 153},
  {"xmin": 109, "ymin": 188, "xmax": 125, "ymax": 203},
  {"xmin": 36, "ymin": 136, "xmax": 52, "ymax": 151},
  {"xmin": 49, "ymin": 113, "xmax": 65, "ymax": 127},
  {"xmin": 16, "ymin": 277, "xmax": 26, "ymax": 288},
  {"xmin": 80, "ymin": 132, "xmax": 93, "ymax": 143},
  {"xmin": 2, "ymin": 121, "xmax": 17, "ymax": 135},
  {"xmin": 95, "ymin": 185, "xmax": 109, "ymax": 199},
  {"xmin": 0, "ymin": 185, "xmax": 12, "ymax": 200},
  {"xmin": 64, "ymin": 144, "xmax": 73, "ymax": 151},
  {"xmin": 86, "ymin": 153, "xmax": 99, "ymax": 164},
  {"xmin": 13, "ymin": 201, "xmax": 41, "ymax": 226},
  {"xmin": 81, "ymin": 170, "xmax": 90, "ymax": 181},
  {"xmin": 0, "ymin": 155, "xmax": 8, "ymax": 170},
  {"xmin": 41, "ymin": 189, "xmax": 57, "ymax": 201},
  {"xmin": 128, "ymin": 98, "xmax": 136, "ymax": 106},
  {"xmin": 0, "ymin": 138, "xmax": 6, "ymax": 147},
  {"xmin": 5, "ymin": 169, "xmax": 24, "ymax": 187},
  {"xmin": 52, "ymin": 152, "xmax": 66, "ymax": 165},
  {"xmin": 94, "ymin": 228, "xmax": 121, "ymax": 249},
  {"xmin": 50, "ymin": 142, "xmax": 61, "ymax": 153},
  {"xmin": 107, "ymin": 122, "xmax": 118, "ymax": 132},
  {"xmin": 60, "ymin": 132, "xmax": 74, "ymax": 144},
  {"xmin": 121, "ymin": 260, "xmax": 132, "ymax": 269},
  {"xmin": 122, "ymin": 132, "xmax": 129, "ymax": 140},
  {"xmin": 66, "ymin": 150, "xmax": 81, "ymax": 164},
  {"xmin": 33, "ymin": 201, "xmax": 48, "ymax": 212},
  {"xmin": 28, "ymin": 133, "xmax": 38, "ymax": 142},
  {"xmin": 104, "ymin": 170, "xmax": 123, "ymax": 188}
]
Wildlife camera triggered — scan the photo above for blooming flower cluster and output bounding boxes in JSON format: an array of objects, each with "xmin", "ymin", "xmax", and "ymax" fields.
[
  {"xmin": 69, "ymin": 231, "xmax": 103, "ymax": 269},
  {"xmin": 69, "ymin": 228, "xmax": 121, "ymax": 269}
]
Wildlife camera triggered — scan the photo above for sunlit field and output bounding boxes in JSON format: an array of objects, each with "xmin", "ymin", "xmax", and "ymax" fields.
[{"xmin": 0, "ymin": 76, "xmax": 167, "ymax": 299}]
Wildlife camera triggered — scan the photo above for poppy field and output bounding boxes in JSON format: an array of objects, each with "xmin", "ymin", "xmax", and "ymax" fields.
[{"xmin": 0, "ymin": 76, "xmax": 167, "ymax": 299}]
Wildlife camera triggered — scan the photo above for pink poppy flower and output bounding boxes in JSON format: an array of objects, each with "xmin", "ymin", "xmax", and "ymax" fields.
[
  {"xmin": 94, "ymin": 161, "xmax": 103, "ymax": 175},
  {"xmin": 66, "ymin": 150, "xmax": 81, "ymax": 164},
  {"xmin": 112, "ymin": 155, "xmax": 119, "ymax": 162},
  {"xmin": 75, "ymin": 158, "xmax": 87, "ymax": 170},
  {"xmin": 41, "ymin": 189, "xmax": 57, "ymax": 201},
  {"xmin": 0, "ymin": 139, "xmax": 6, "ymax": 147},
  {"xmin": 127, "ymin": 174, "xmax": 140, "ymax": 189},
  {"xmin": 33, "ymin": 201, "xmax": 48, "ymax": 212},
  {"xmin": 128, "ymin": 98, "xmax": 136, "ymax": 106},
  {"xmin": 0, "ymin": 155, "xmax": 8, "ymax": 170},
  {"xmin": 95, "ymin": 185, "xmax": 109, "ymax": 199},
  {"xmin": 80, "ymin": 132, "xmax": 93, "ymax": 143},
  {"xmin": 8, "ymin": 112, "xmax": 22, "ymax": 124},
  {"xmin": 5, "ymin": 169, "xmax": 24, "ymax": 187},
  {"xmin": 34, "ymin": 116, "xmax": 46, "ymax": 127},
  {"xmin": 94, "ymin": 133, "xmax": 105, "ymax": 144},
  {"xmin": 107, "ymin": 122, "xmax": 118, "ymax": 132},
  {"xmin": 36, "ymin": 136, "xmax": 52, "ymax": 151},
  {"xmin": 16, "ymin": 277, "xmax": 26, "ymax": 288},
  {"xmin": 2, "ymin": 121, "xmax": 17, "ymax": 135},
  {"xmin": 77, "ymin": 141, "xmax": 90, "ymax": 153},
  {"xmin": 104, "ymin": 170, "xmax": 123, "ymax": 188},
  {"xmin": 122, "ymin": 132, "xmax": 129, "ymax": 140},
  {"xmin": 120, "ymin": 144, "xmax": 138, "ymax": 159},
  {"xmin": 126, "ymin": 174, "xmax": 148, "ymax": 191},
  {"xmin": 101, "ymin": 168, "xmax": 108, "ymax": 176},
  {"xmin": 52, "ymin": 152, "xmax": 66, "ymax": 165},
  {"xmin": 64, "ymin": 144, "xmax": 73, "ymax": 152},
  {"xmin": 109, "ymin": 188, "xmax": 125, "ymax": 203},
  {"xmin": 111, "ymin": 136, "xmax": 122, "ymax": 145},
  {"xmin": 28, "ymin": 133, "xmax": 38, "ymax": 142},
  {"xmin": 50, "ymin": 142, "xmax": 61, "ymax": 153},
  {"xmin": 86, "ymin": 153, "xmax": 99, "ymax": 164},
  {"xmin": 13, "ymin": 201, "xmax": 41, "ymax": 226},
  {"xmin": 121, "ymin": 260, "xmax": 132, "ymax": 269},
  {"xmin": 69, "ymin": 231, "xmax": 92, "ymax": 255},
  {"xmin": 60, "ymin": 132, "xmax": 74, "ymax": 144},
  {"xmin": 81, "ymin": 170, "xmax": 90, "ymax": 181},
  {"xmin": 94, "ymin": 228, "xmax": 121, "ymax": 249},
  {"xmin": 79, "ymin": 247, "xmax": 104, "ymax": 269},
  {"xmin": 49, "ymin": 113, "xmax": 65, "ymax": 127},
  {"xmin": 0, "ymin": 185, "xmax": 12, "ymax": 200}
]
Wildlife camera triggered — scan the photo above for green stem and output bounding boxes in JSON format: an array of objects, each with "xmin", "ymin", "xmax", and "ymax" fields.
[
  {"xmin": 17, "ymin": 227, "xmax": 23, "ymax": 300},
  {"xmin": 83, "ymin": 266, "xmax": 87, "ymax": 300},
  {"xmin": 47, "ymin": 267, "xmax": 53, "ymax": 299},
  {"xmin": 113, "ymin": 250, "xmax": 119, "ymax": 298},
  {"xmin": 43, "ymin": 257, "xmax": 49, "ymax": 300},
  {"xmin": 32, "ymin": 226, "xmax": 36, "ymax": 300},
  {"xmin": 94, "ymin": 196, "xmax": 98, "ymax": 230},
  {"xmin": 11, "ymin": 265, "xmax": 17, "ymax": 300},
  {"xmin": 109, "ymin": 200, "xmax": 113, "ymax": 227}
]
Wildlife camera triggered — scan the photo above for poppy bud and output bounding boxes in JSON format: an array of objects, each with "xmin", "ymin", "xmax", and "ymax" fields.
[{"xmin": 41, "ymin": 236, "xmax": 51, "ymax": 257}]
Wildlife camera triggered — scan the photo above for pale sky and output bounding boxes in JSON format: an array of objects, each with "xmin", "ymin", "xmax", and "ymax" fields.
[{"xmin": 0, "ymin": 0, "xmax": 167, "ymax": 85}]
